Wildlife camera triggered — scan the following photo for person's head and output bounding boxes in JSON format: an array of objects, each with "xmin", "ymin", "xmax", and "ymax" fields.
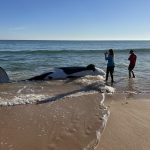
[
  {"xmin": 109, "ymin": 49, "xmax": 114, "ymax": 56},
  {"xmin": 129, "ymin": 50, "xmax": 134, "ymax": 54}
]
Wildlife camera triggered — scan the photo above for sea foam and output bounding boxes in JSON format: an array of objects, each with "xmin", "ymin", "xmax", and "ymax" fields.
[{"xmin": 0, "ymin": 75, "xmax": 115, "ymax": 107}]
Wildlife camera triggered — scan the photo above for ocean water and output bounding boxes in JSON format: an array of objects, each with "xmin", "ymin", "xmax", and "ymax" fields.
[{"xmin": 0, "ymin": 40, "xmax": 150, "ymax": 106}]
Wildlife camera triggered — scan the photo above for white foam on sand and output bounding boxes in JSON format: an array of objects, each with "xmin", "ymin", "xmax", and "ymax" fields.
[
  {"xmin": 0, "ymin": 94, "xmax": 50, "ymax": 106},
  {"xmin": 0, "ymin": 75, "xmax": 115, "ymax": 107},
  {"xmin": 0, "ymin": 86, "xmax": 113, "ymax": 107},
  {"xmin": 74, "ymin": 75, "xmax": 115, "ymax": 93}
]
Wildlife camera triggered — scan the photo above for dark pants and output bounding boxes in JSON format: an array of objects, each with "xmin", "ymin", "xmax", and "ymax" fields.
[
  {"xmin": 128, "ymin": 65, "xmax": 135, "ymax": 78},
  {"xmin": 106, "ymin": 66, "xmax": 114, "ymax": 82}
]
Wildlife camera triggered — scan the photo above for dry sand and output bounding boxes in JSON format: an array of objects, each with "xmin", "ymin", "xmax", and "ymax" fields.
[{"xmin": 97, "ymin": 94, "xmax": 150, "ymax": 150}]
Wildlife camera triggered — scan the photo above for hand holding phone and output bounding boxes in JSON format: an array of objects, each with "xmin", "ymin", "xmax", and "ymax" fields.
[{"xmin": 105, "ymin": 51, "xmax": 108, "ymax": 55}]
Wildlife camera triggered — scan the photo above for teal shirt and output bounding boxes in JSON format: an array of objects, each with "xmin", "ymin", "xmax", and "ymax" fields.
[{"xmin": 105, "ymin": 55, "xmax": 115, "ymax": 67}]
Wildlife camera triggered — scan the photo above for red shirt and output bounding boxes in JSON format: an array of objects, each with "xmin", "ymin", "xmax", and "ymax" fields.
[{"xmin": 128, "ymin": 53, "xmax": 137, "ymax": 66}]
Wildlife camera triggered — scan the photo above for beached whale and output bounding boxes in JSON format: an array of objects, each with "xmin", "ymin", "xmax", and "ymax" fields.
[
  {"xmin": 0, "ymin": 64, "xmax": 105, "ymax": 83},
  {"xmin": 28, "ymin": 64, "xmax": 106, "ymax": 81}
]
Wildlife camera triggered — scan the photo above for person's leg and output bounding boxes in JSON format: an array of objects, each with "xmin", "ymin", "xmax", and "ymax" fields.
[
  {"xmin": 110, "ymin": 73, "xmax": 114, "ymax": 82},
  {"xmin": 106, "ymin": 67, "xmax": 109, "ymax": 81},
  {"xmin": 128, "ymin": 65, "xmax": 132, "ymax": 78},
  {"xmin": 110, "ymin": 67, "xmax": 114, "ymax": 82},
  {"xmin": 129, "ymin": 70, "xmax": 131, "ymax": 78},
  {"xmin": 132, "ymin": 70, "xmax": 135, "ymax": 78},
  {"xmin": 129, "ymin": 65, "xmax": 135, "ymax": 78}
]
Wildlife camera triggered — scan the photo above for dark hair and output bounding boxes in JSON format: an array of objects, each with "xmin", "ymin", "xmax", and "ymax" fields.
[
  {"xmin": 109, "ymin": 49, "xmax": 114, "ymax": 57},
  {"xmin": 130, "ymin": 50, "xmax": 134, "ymax": 53}
]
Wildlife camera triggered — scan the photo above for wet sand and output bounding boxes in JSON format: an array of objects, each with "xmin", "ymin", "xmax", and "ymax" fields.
[
  {"xmin": 0, "ymin": 93, "xmax": 108, "ymax": 150},
  {"xmin": 97, "ymin": 94, "xmax": 150, "ymax": 150},
  {"xmin": 1, "ymin": 79, "xmax": 150, "ymax": 150}
]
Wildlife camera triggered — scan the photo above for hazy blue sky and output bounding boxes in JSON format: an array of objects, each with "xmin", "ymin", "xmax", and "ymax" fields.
[{"xmin": 0, "ymin": 0, "xmax": 150, "ymax": 40}]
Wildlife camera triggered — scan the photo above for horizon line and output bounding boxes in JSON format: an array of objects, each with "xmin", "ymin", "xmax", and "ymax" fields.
[{"xmin": 0, "ymin": 39, "xmax": 150, "ymax": 41}]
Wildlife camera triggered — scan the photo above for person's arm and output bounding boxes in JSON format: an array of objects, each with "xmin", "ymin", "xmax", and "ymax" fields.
[
  {"xmin": 128, "ymin": 55, "xmax": 131, "ymax": 61},
  {"xmin": 105, "ymin": 52, "xmax": 108, "ymax": 60},
  {"xmin": 134, "ymin": 54, "xmax": 137, "ymax": 64},
  {"xmin": 135, "ymin": 55, "xmax": 137, "ymax": 61}
]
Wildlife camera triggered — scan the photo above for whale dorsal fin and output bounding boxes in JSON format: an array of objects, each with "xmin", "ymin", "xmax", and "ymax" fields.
[{"xmin": 0, "ymin": 67, "xmax": 9, "ymax": 83}]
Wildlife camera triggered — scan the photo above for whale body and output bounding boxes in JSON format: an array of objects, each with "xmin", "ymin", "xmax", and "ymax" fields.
[
  {"xmin": 0, "ymin": 64, "xmax": 106, "ymax": 82},
  {"xmin": 28, "ymin": 64, "xmax": 106, "ymax": 81}
]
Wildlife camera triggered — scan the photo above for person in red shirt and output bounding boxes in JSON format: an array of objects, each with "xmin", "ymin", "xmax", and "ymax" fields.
[{"xmin": 128, "ymin": 50, "xmax": 137, "ymax": 78}]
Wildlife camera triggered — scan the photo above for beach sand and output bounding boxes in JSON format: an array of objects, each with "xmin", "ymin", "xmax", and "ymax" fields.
[
  {"xmin": 0, "ymin": 92, "xmax": 108, "ymax": 150},
  {"xmin": 1, "ymin": 80, "xmax": 150, "ymax": 150},
  {"xmin": 97, "ymin": 94, "xmax": 150, "ymax": 150}
]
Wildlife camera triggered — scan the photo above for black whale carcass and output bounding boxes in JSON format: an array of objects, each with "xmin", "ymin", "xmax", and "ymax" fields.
[{"xmin": 28, "ymin": 64, "xmax": 106, "ymax": 81}]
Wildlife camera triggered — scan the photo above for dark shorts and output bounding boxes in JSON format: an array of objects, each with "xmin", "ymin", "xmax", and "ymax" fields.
[
  {"xmin": 128, "ymin": 65, "xmax": 135, "ymax": 71},
  {"xmin": 107, "ymin": 66, "xmax": 114, "ymax": 73}
]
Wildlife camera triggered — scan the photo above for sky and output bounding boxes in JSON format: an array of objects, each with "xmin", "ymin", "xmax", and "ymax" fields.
[{"xmin": 0, "ymin": 0, "xmax": 150, "ymax": 40}]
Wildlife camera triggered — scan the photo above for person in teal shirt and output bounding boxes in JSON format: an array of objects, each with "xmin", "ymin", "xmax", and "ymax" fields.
[{"xmin": 104, "ymin": 49, "xmax": 115, "ymax": 83}]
